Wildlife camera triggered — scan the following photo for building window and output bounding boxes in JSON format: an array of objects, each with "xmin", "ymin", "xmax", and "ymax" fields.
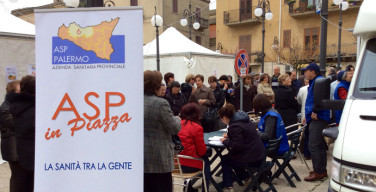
[
  {"xmin": 196, "ymin": 36, "xmax": 202, "ymax": 45},
  {"xmin": 283, "ymin": 30, "xmax": 291, "ymax": 48},
  {"xmin": 172, "ymin": 0, "xmax": 178, "ymax": 13},
  {"xmin": 239, "ymin": 0, "xmax": 252, "ymax": 20},
  {"xmin": 239, "ymin": 35, "xmax": 251, "ymax": 53},
  {"xmin": 304, "ymin": 27, "xmax": 320, "ymax": 57},
  {"xmin": 81, "ymin": 0, "xmax": 103, "ymax": 7},
  {"xmin": 195, "ymin": 7, "xmax": 201, "ymax": 21},
  {"xmin": 130, "ymin": 0, "xmax": 138, "ymax": 6}
]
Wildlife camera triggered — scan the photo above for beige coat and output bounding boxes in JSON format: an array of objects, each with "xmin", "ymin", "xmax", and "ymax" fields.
[
  {"xmin": 257, "ymin": 82, "xmax": 275, "ymax": 101},
  {"xmin": 189, "ymin": 85, "xmax": 216, "ymax": 119}
]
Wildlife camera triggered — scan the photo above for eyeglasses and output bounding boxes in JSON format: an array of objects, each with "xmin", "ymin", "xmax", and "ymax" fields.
[{"xmin": 161, "ymin": 83, "xmax": 166, "ymax": 86}]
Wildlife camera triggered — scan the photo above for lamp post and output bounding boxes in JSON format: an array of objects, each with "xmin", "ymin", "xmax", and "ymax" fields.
[
  {"xmin": 254, "ymin": 0, "xmax": 273, "ymax": 73},
  {"xmin": 180, "ymin": 0, "xmax": 200, "ymax": 40},
  {"xmin": 333, "ymin": 0, "xmax": 349, "ymax": 70},
  {"xmin": 151, "ymin": 7, "xmax": 163, "ymax": 71}
]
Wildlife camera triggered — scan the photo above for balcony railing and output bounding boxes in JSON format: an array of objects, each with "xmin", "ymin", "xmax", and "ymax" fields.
[
  {"xmin": 198, "ymin": 17, "xmax": 209, "ymax": 29},
  {"xmin": 224, "ymin": 8, "xmax": 261, "ymax": 26},
  {"xmin": 288, "ymin": 0, "xmax": 363, "ymax": 17},
  {"xmin": 326, "ymin": 42, "xmax": 357, "ymax": 58}
]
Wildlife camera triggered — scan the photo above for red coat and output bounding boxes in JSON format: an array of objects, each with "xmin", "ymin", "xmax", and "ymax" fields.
[{"xmin": 178, "ymin": 120, "xmax": 207, "ymax": 169}]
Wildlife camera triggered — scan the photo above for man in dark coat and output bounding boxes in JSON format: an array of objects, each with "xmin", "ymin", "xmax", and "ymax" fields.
[
  {"xmin": 271, "ymin": 66, "xmax": 281, "ymax": 91},
  {"xmin": 234, "ymin": 74, "xmax": 257, "ymax": 112},
  {"xmin": 9, "ymin": 75, "xmax": 35, "ymax": 192},
  {"xmin": 219, "ymin": 75, "xmax": 235, "ymax": 105},
  {"xmin": 327, "ymin": 67, "xmax": 337, "ymax": 83},
  {"xmin": 290, "ymin": 71, "xmax": 303, "ymax": 97},
  {"xmin": 0, "ymin": 80, "xmax": 21, "ymax": 192}
]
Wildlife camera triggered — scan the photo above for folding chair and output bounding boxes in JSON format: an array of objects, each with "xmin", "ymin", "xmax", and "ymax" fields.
[
  {"xmin": 286, "ymin": 123, "xmax": 310, "ymax": 171},
  {"xmin": 172, "ymin": 155, "xmax": 208, "ymax": 192},
  {"xmin": 271, "ymin": 128, "xmax": 302, "ymax": 187},
  {"xmin": 296, "ymin": 125, "xmax": 311, "ymax": 170},
  {"xmin": 243, "ymin": 136, "xmax": 282, "ymax": 192}
]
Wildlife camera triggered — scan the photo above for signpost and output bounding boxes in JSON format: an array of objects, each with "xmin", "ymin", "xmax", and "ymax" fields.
[
  {"xmin": 234, "ymin": 49, "xmax": 249, "ymax": 111},
  {"xmin": 35, "ymin": 7, "xmax": 143, "ymax": 192}
]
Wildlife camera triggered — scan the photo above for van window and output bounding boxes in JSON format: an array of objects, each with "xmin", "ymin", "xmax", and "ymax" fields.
[{"xmin": 353, "ymin": 38, "xmax": 376, "ymax": 99}]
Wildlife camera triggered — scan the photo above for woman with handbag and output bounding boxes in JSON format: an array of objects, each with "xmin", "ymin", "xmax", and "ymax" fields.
[
  {"xmin": 144, "ymin": 70, "xmax": 181, "ymax": 192},
  {"xmin": 208, "ymin": 76, "xmax": 226, "ymax": 131},
  {"xmin": 178, "ymin": 103, "xmax": 211, "ymax": 192},
  {"xmin": 189, "ymin": 74, "xmax": 216, "ymax": 133}
]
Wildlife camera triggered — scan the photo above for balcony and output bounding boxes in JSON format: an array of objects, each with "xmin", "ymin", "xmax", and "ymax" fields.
[
  {"xmin": 273, "ymin": 42, "xmax": 357, "ymax": 65},
  {"xmin": 224, "ymin": 8, "xmax": 261, "ymax": 26},
  {"xmin": 326, "ymin": 42, "xmax": 357, "ymax": 62},
  {"xmin": 288, "ymin": 0, "xmax": 362, "ymax": 17},
  {"xmin": 198, "ymin": 17, "xmax": 209, "ymax": 29}
]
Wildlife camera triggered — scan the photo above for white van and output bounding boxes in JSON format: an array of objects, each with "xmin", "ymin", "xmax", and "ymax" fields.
[{"xmin": 328, "ymin": 0, "xmax": 376, "ymax": 191}]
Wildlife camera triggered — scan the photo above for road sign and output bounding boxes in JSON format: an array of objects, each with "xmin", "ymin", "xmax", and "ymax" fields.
[{"xmin": 234, "ymin": 49, "xmax": 249, "ymax": 78}]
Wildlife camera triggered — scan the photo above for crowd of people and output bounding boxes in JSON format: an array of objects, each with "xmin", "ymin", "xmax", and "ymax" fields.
[
  {"xmin": 143, "ymin": 62, "xmax": 355, "ymax": 192},
  {"xmin": 0, "ymin": 64, "xmax": 354, "ymax": 192}
]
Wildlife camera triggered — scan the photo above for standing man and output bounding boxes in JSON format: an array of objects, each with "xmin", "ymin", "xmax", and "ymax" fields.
[
  {"xmin": 253, "ymin": 73, "xmax": 260, "ymax": 87},
  {"xmin": 290, "ymin": 71, "xmax": 303, "ymax": 97},
  {"xmin": 271, "ymin": 66, "xmax": 280, "ymax": 91},
  {"xmin": 327, "ymin": 67, "xmax": 337, "ymax": 83},
  {"xmin": 164, "ymin": 72, "xmax": 175, "ymax": 95},
  {"xmin": 302, "ymin": 63, "xmax": 330, "ymax": 182},
  {"xmin": 219, "ymin": 75, "xmax": 235, "ymax": 105}
]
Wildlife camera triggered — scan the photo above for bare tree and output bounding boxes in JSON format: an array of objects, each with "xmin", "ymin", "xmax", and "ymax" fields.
[{"xmin": 271, "ymin": 38, "xmax": 319, "ymax": 71}]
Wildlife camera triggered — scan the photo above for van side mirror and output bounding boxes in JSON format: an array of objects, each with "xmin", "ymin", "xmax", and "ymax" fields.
[{"xmin": 314, "ymin": 77, "xmax": 345, "ymax": 111}]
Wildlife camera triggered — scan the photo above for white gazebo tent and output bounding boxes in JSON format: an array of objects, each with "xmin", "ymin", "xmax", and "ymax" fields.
[{"xmin": 143, "ymin": 27, "xmax": 235, "ymax": 85}]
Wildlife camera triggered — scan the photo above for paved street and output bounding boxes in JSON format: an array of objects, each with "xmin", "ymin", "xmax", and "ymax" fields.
[{"xmin": 0, "ymin": 144, "xmax": 333, "ymax": 192}]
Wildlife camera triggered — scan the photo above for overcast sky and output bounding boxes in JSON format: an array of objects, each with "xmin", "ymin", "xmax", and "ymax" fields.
[
  {"xmin": 0, "ymin": 0, "xmax": 52, "ymax": 12},
  {"xmin": 210, "ymin": 0, "xmax": 216, "ymax": 10}
]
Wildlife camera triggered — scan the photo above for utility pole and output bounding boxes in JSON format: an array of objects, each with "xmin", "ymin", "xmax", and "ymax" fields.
[{"xmin": 319, "ymin": 0, "xmax": 328, "ymax": 76}]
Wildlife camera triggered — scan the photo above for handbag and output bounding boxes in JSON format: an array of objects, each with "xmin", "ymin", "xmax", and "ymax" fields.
[
  {"xmin": 203, "ymin": 107, "xmax": 218, "ymax": 124},
  {"xmin": 172, "ymin": 135, "xmax": 184, "ymax": 153}
]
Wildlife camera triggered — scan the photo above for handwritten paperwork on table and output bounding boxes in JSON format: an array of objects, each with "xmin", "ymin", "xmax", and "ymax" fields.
[{"xmin": 208, "ymin": 136, "xmax": 224, "ymax": 146}]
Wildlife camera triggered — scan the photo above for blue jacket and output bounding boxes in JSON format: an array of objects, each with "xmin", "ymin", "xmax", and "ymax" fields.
[
  {"xmin": 334, "ymin": 81, "xmax": 350, "ymax": 124},
  {"xmin": 305, "ymin": 76, "xmax": 330, "ymax": 123},
  {"xmin": 259, "ymin": 110, "xmax": 289, "ymax": 154}
]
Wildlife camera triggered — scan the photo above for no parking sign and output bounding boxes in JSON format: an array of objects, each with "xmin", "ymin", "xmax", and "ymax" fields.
[{"xmin": 234, "ymin": 49, "xmax": 249, "ymax": 78}]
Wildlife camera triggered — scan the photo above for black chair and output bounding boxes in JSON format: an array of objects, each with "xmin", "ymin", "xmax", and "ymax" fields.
[
  {"xmin": 271, "ymin": 129, "xmax": 302, "ymax": 187},
  {"xmin": 243, "ymin": 136, "xmax": 282, "ymax": 192}
]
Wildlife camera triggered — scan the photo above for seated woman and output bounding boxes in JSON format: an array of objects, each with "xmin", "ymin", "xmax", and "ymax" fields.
[
  {"xmin": 253, "ymin": 94, "xmax": 289, "ymax": 155},
  {"xmin": 178, "ymin": 103, "xmax": 210, "ymax": 192},
  {"xmin": 219, "ymin": 104, "xmax": 265, "ymax": 191}
]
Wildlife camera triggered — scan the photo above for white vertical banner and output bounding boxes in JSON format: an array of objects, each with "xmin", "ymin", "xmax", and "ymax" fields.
[{"xmin": 35, "ymin": 8, "xmax": 143, "ymax": 192}]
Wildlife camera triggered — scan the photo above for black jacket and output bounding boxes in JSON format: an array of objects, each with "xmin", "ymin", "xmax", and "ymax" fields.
[
  {"xmin": 181, "ymin": 83, "xmax": 192, "ymax": 101},
  {"xmin": 0, "ymin": 93, "xmax": 18, "ymax": 161},
  {"xmin": 165, "ymin": 92, "xmax": 187, "ymax": 116},
  {"xmin": 328, "ymin": 73, "xmax": 337, "ymax": 83},
  {"xmin": 274, "ymin": 85, "xmax": 300, "ymax": 127},
  {"xmin": 212, "ymin": 84, "xmax": 225, "ymax": 109},
  {"xmin": 234, "ymin": 84, "xmax": 257, "ymax": 112},
  {"xmin": 222, "ymin": 111, "xmax": 264, "ymax": 163},
  {"xmin": 9, "ymin": 93, "xmax": 35, "ymax": 171}
]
